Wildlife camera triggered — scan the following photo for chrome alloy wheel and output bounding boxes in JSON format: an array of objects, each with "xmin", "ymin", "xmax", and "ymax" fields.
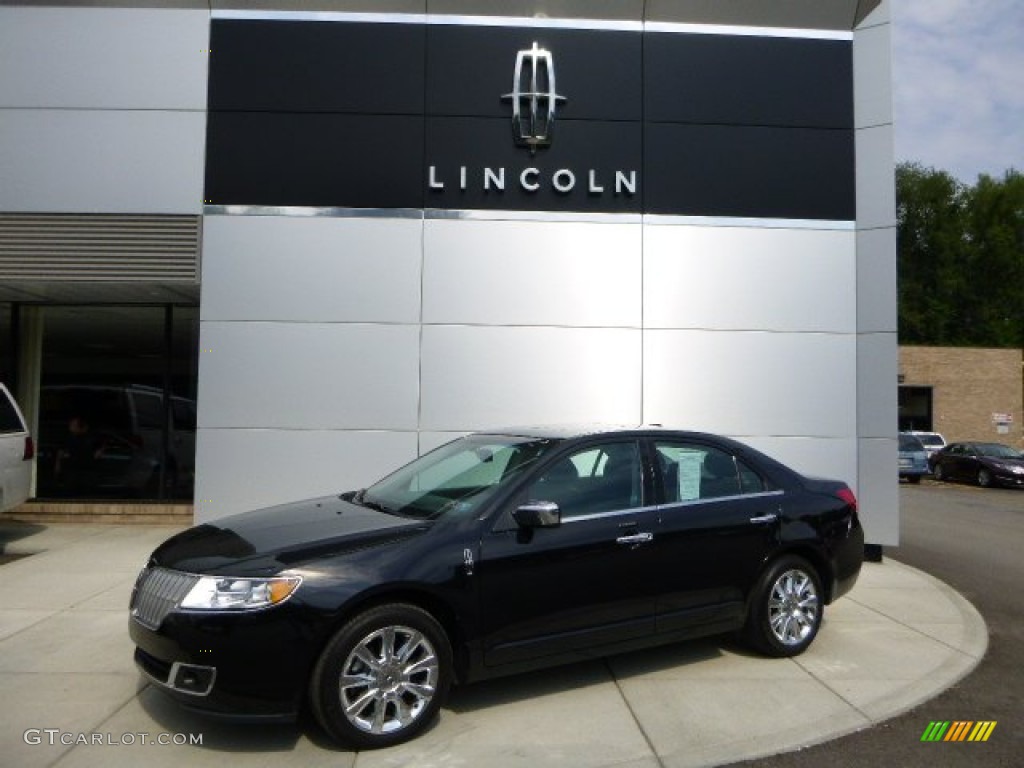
[
  {"xmin": 339, "ymin": 625, "xmax": 440, "ymax": 735},
  {"xmin": 767, "ymin": 569, "xmax": 820, "ymax": 647}
]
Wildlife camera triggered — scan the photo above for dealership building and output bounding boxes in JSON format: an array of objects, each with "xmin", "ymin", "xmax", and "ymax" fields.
[{"xmin": 0, "ymin": 1, "xmax": 898, "ymax": 547}]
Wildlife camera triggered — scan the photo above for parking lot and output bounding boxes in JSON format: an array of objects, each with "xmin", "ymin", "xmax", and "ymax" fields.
[{"xmin": 0, "ymin": 484, "xmax": 998, "ymax": 768}]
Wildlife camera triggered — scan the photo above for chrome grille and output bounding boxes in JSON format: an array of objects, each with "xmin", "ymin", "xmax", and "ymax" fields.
[{"xmin": 131, "ymin": 567, "xmax": 199, "ymax": 630}]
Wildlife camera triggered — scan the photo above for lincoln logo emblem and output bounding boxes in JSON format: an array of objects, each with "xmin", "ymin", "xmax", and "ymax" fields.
[{"xmin": 502, "ymin": 42, "xmax": 565, "ymax": 153}]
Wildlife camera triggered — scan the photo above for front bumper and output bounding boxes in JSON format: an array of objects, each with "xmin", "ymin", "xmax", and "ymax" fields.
[
  {"xmin": 129, "ymin": 605, "xmax": 323, "ymax": 721},
  {"xmin": 991, "ymin": 470, "xmax": 1024, "ymax": 488}
]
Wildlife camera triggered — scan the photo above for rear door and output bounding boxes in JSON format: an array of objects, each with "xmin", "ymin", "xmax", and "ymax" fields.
[
  {"xmin": 647, "ymin": 439, "xmax": 781, "ymax": 635},
  {"xmin": 478, "ymin": 439, "xmax": 660, "ymax": 667}
]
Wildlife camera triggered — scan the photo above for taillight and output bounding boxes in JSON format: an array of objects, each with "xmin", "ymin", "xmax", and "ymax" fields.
[
  {"xmin": 836, "ymin": 486, "xmax": 857, "ymax": 511},
  {"xmin": 23, "ymin": 435, "xmax": 35, "ymax": 461}
]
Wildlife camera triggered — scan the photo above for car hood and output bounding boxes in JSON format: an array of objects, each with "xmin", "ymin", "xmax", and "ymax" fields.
[
  {"xmin": 983, "ymin": 456, "xmax": 1024, "ymax": 468},
  {"xmin": 149, "ymin": 495, "xmax": 430, "ymax": 575}
]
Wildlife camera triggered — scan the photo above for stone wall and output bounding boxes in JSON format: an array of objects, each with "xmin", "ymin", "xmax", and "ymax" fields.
[{"xmin": 900, "ymin": 347, "xmax": 1023, "ymax": 447}]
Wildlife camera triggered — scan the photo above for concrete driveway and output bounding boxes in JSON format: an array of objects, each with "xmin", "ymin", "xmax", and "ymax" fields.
[{"xmin": 0, "ymin": 521, "xmax": 986, "ymax": 768}]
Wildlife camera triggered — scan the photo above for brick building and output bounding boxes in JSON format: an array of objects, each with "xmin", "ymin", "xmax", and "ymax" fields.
[{"xmin": 899, "ymin": 346, "xmax": 1023, "ymax": 447}]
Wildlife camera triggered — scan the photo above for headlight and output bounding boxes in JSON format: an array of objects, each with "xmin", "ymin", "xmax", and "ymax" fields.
[{"xmin": 179, "ymin": 575, "xmax": 301, "ymax": 611}]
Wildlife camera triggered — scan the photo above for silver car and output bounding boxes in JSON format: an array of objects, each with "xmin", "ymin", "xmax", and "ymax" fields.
[{"xmin": 0, "ymin": 383, "xmax": 33, "ymax": 512}]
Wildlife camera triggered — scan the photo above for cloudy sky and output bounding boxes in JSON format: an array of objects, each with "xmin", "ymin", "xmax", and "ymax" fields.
[{"xmin": 891, "ymin": 0, "xmax": 1024, "ymax": 182}]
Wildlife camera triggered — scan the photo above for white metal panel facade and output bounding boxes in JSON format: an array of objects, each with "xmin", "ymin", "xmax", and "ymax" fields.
[
  {"xmin": 0, "ymin": 2, "xmax": 896, "ymax": 545},
  {"xmin": 0, "ymin": 6, "xmax": 208, "ymax": 215}
]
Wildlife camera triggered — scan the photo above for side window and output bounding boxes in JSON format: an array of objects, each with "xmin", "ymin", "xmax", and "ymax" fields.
[
  {"xmin": 526, "ymin": 441, "xmax": 642, "ymax": 518},
  {"xmin": 655, "ymin": 443, "xmax": 763, "ymax": 502},
  {"xmin": 0, "ymin": 390, "xmax": 25, "ymax": 433},
  {"xmin": 738, "ymin": 458, "xmax": 765, "ymax": 493}
]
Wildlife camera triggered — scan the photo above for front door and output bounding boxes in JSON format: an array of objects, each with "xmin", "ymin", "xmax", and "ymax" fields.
[{"xmin": 477, "ymin": 439, "xmax": 658, "ymax": 668}]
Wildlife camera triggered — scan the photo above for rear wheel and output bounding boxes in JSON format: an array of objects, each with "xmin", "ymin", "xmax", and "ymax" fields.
[
  {"xmin": 908, "ymin": 475, "xmax": 922, "ymax": 484},
  {"xmin": 310, "ymin": 604, "xmax": 452, "ymax": 749},
  {"xmin": 744, "ymin": 556, "xmax": 823, "ymax": 657},
  {"xmin": 933, "ymin": 463, "xmax": 946, "ymax": 482}
]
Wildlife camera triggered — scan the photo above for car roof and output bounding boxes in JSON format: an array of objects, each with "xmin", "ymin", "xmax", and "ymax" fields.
[{"xmin": 479, "ymin": 424, "xmax": 723, "ymax": 441}]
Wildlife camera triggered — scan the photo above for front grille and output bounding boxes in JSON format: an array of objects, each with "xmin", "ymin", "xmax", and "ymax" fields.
[{"xmin": 131, "ymin": 567, "xmax": 199, "ymax": 630}]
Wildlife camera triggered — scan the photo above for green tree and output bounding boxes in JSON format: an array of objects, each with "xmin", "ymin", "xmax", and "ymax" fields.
[
  {"xmin": 897, "ymin": 163, "xmax": 1023, "ymax": 348},
  {"xmin": 963, "ymin": 170, "xmax": 1024, "ymax": 347}
]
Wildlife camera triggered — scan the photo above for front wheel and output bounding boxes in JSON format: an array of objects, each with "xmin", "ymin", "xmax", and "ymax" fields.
[
  {"xmin": 933, "ymin": 463, "xmax": 946, "ymax": 481},
  {"xmin": 310, "ymin": 604, "xmax": 452, "ymax": 749},
  {"xmin": 744, "ymin": 556, "xmax": 823, "ymax": 657},
  {"xmin": 977, "ymin": 468, "xmax": 993, "ymax": 488}
]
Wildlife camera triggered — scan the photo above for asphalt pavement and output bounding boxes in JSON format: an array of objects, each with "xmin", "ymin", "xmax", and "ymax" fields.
[
  {"xmin": 0, "ymin": 492, "xmax": 993, "ymax": 768},
  {"xmin": 727, "ymin": 480, "xmax": 1024, "ymax": 768}
]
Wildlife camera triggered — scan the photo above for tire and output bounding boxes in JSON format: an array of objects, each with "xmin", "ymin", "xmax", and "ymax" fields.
[
  {"xmin": 310, "ymin": 603, "xmax": 452, "ymax": 749},
  {"xmin": 933, "ymin": 464, "xmax": 946, "ymax": 482},
  {"xmin": 977, "ymin": 468, "xmax": 993, "ymax": 488},
  {"xmin": 744, "ymin": 556, "xmax": 823, "ymax": 657},
  {"xmin": 909, "ymin": 475, "xmax": 922, "ymax": 484}
]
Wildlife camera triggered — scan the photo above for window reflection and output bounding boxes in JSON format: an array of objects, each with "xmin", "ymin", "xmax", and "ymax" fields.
[{"xmin": 36, "ymin": 306, "xmax": 197, "ymax": 501}]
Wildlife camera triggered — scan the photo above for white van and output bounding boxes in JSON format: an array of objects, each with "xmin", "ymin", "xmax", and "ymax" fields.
[{"xmin": 0, "ymin": 383, "xmax": 33, "ymax": 513}]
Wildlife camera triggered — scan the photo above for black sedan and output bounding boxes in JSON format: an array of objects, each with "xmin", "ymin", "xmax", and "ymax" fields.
[
  {"xmin": 129, "ymin": 426, "xmax": 863, "ymax": 749},
  {"xmin": 929, "ymin": 441, "xmax": 1024, "ymax": 488}
]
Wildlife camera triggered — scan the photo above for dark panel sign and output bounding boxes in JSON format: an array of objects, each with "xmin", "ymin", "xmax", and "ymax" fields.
[
  {"xmin": 644, "ymin": 32, "xmax": 853, "ymax": 129},
  {"xmin": 645, "ymin": 123, "xmax": 855, "ymax": 219},
  {"xmin": 204, "ymin": 18, "xmax": 855, "ymax": 219},
  {"xmin": 206, "ymin": 113, "xmax": 424, "ymax": 209},
  {"xmin": 208, "ymin": 21, "xmax": 426, "ymax": 114}
]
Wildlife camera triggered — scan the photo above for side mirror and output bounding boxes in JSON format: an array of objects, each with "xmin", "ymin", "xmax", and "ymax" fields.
[{"xmin": 513, "ymin": 500, "xmax": 561, "ymax": 529}]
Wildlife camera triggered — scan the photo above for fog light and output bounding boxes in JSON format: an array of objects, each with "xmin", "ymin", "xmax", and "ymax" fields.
[{"xmin": 169, "ymin": 662, "xmax": 216, "ymax": 696}]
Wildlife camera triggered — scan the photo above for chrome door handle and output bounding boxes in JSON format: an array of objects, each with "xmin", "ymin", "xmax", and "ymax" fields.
[
  {"xmin": 749, "ymin": 514, "xmax": 778, "ymax": 524},
  {"xmin": 616, "ymin": 532, "xmax": 654, "ymax": 545}
]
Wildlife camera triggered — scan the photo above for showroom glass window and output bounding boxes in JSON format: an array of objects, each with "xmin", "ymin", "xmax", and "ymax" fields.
[
  {"xmin": 36, "ymin": 306, "xmax": 198, "ymax": 501},
  {"xmin": 0, "ymin": 304, "xmax": 12, "ymax": 386}
]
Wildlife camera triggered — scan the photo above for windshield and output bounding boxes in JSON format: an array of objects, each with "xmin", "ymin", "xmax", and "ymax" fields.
[
  {"xmin": 361, "ymin": 434, "xmax": 560, "ymax": 520},
  {"xmin": 977, "ymin": 443, "xmax": 1023, "ymax": 459}
]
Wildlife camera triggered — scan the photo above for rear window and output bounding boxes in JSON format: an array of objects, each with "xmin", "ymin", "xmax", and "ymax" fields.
[
  {"xmin": 0, "ymin": 388, "xmax": 26, "ymax": 434},
  {"xmin": 899, "ymin": 434, "xmax": 925, "ymax": 451},
  {"xmin": 917, "ymin": 434, "xmax": 944, "ymax": 447}
]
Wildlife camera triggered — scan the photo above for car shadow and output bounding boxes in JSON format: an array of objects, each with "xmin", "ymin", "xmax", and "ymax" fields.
[
  {"xmin": 136, "ymin": 683, "xmax": 306, "ymax": 752},
  {"xmin": 446, "ymin": 635, "xmax": 728, "ymax": 714},
  {"xmin": 134, "ymin": 634, "xmax": 738, "ymax": 753},
  {"xmin": 0, "ymin": 521, "xmax": 47, "ymax": 554}
]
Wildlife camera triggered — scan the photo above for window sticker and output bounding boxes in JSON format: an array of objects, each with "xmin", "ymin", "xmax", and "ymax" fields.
[
  {"xmin": 658, "ymin": 446, "xmax": 706, "ymax": 501},
  {"xmin": 676, "ymin": 452, "xmax": 705, "ymax": 501}
]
